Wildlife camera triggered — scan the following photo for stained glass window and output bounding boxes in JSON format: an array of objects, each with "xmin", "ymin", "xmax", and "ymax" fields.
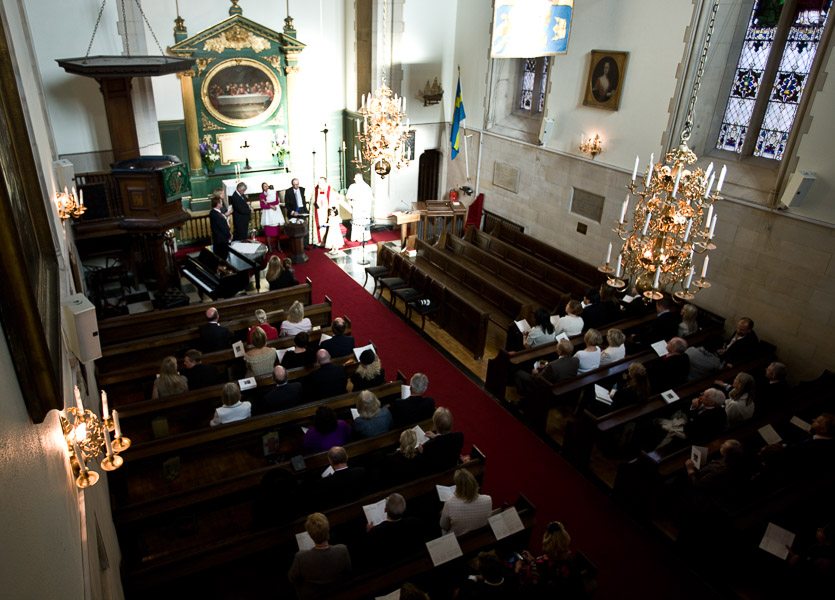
[
  {"xmin": 538, "ymin": 57, "xmax": 549, "ymax": 112},
  {"xmin": 716, "ymin": 0, "xmax": 832, "ymax": 161},
  {"xmin": 520, "ymin": 58, "xmax": 536, "ymax": 110}
]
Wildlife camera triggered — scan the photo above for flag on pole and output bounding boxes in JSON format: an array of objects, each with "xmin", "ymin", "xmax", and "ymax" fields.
[{"xmin": 450, "ymin": 75, "xmax": 466, "ymax": 160}]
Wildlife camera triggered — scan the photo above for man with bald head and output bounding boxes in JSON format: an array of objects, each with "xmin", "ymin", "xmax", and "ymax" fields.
[
  {"xmin": 318, "ymin": 317, "xmax": 355, "ymax": 358},
  {"xmin": 198, "ymin": 307, "xmax": 233, "ymax": 352},
  {"xmin": 308, "ymin": 349, "xmax": 348, "ymax": 400},
  {"xmin": 255, "ymin": 365, "xmax": 304, "ymax": 415}
]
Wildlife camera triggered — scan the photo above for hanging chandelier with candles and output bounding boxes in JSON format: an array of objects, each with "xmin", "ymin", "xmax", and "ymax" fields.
[
  {"xmin": 601, "ymin": 0, "xmax": 724, "ymax": 301},
  {"xmin": 354, "ymin": 0, "xmax": 409, "ymax": 179},
  {"xmin": 55, "ymin": 186, "xmax": 86, "ymax": 221}
]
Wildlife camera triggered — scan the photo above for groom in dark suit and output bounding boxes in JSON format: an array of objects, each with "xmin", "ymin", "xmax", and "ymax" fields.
[
  {"xmin": 210, "ymin": 196, "xmax": 232, "ymax": 259},
  {"xmin": 285, "ymin": 178, "xmax": 307, "ymax": 216},
  {"xmin": 230, "ymin": 181, "xmax": 251, "ymax": 241}
]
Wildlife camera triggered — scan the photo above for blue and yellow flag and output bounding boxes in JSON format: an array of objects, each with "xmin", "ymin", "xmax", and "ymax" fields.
[{"xmin": 450, "ymin": 76, "xmax": 466, "ymax": 160}]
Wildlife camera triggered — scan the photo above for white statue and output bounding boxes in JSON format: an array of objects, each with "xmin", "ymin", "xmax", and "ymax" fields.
[{"xmin": 346, "ymin": 173, "xmax": 373, "ymax": 242}]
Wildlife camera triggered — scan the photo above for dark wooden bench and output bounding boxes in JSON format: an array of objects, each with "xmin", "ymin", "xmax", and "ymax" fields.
[{"xmin": 98, "ymin": 279, "xmax": 313, "ymax": 346}]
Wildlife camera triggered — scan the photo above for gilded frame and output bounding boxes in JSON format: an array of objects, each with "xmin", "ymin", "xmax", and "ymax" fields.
[
  {"xmin": 583, "ymin": 50, "xmax": 629, "ymax": 111},
  {"xmin": 200, "ymin": 58, "xmax": 281, "ymax": 127}
]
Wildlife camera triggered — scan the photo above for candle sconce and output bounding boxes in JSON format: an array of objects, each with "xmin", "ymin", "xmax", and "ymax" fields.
[{"xmin": 579, "ymin": 134, "xmax": 603, "ymax": 159}]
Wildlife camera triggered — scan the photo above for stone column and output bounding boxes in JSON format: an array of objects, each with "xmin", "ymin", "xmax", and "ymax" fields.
[{"xmin": 178, "ymin": 70, "xmax": 203, "ymax": 176}]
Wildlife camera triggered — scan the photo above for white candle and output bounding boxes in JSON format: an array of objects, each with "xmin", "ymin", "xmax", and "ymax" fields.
[
  {"xmin": 606, "ymin": 242, "xmax": 612, "ymax": 264},
  {"xmin": 653, "ymin": 266, "xmax": 661, "ymax": 289},
  {"xmin": 709, "ymin": 215, "xmax": 717, "ymax": 238},
  {"xmin": 684, "ymin": 266, "xmax": 694, "ymax": 290},
  {"xmin": 631, "ymin": 155, "xmax": 639, "ymax": 181},
  {"xmin": 362, "ymin": 94, "xmax": 365, "ymax": 109},
  {"xmin": 704, "ymin": 173, "xmax": 715, "ymax": 198},
  {"xmin": 642, "ymin": 212, "xmax": 652, "ymax": 236},
  {"xmin": 716, "ymin": 165, "xmax": 727, "ymax": 192},
  {"xmin": 705, "ymin": 204, "xmax": 714, "ymax": 230},
  {"xmin": 72, "ymin": 442, "xmax": 87, "ymax": 473},
  {"xmin": 683, "ymin": 218, "xmax": 692, "ymax": 242},
  {"xmin": 74, "ymin": 386, "xmax": 83, "ymax": 411},
  {"xmin": 113, "ymin": 410, "xmax": 122, "ymax": 439},
  {"xmin": 701, "ymin": 255, "xmax": 710, "ymax": 278},
  {"xmin": 646, "ymin": 153, "xmax": 654, "ymax": 186},
  {"xmin": 704, "ymin": 162, "xmax": 714, "ymax": 181},
  {"xmin": 402, "ymin": 98, "xmax": 406, "ymax": 114},
  {"xmin": 619, "ymin": 197, "xmax": 629, "ymax": 223},
  {"xmin": 79, "ymin": 188, "xmax": 84, "ymax": 206},
  {"xmin": 615, "ymin": 254, "xmax": 622, "ymax": 278},
  {"xmin": 672, "ymin": 169, "xmax": 682, "ymax": 198},
  {"xmin": 101, "ymin": 390, "xmax": 109, "ymax": 421},
  {"xmin": 103, "ymin": 427, "xmax": 113, "ymax": 457}
]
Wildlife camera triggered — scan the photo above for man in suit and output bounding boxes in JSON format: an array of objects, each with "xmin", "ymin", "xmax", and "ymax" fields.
[
  {"xmin": 198, "ymin": 307, "xmax": 233, "ymax": 352},
  {"xmin": 362, "ymin": 493, "xmax": 425, "ymax": 567},
  {"xmin": 229, "ymin": 181, "xmax": 251, "ymax": 241},
  {"xmin": 580, "ymin": 287, "xmax": 604, "ymax": 331},
  {"xmin": 285, "ymin": 178, "xmax": 310, "ymax": 250},
  {"xmin": 254, "ymin": 366, "xmax": 303, "ymax": 415},
  {"xmin": 308, "ymin": 349, "xmax": 348, "ymax": 400},
  {"xmin": 390, "ymin": 372, "xmax": 435, "ymax": 426},
  {"xmin": 650, "ymin": 337, "xmax": 690, "ymax": 393},
  {"xmin": 316, "ymin": 446, "xmax": 367, "ymax": 508},
  {"xmin": 318, "ymin": 317, "xmax": 355, "ymax": 359},
  {"xmin": 755, "ymin": 361, "xmax": 790, "ymax": 417},
  {"xmin": 420, "ymin": 407, "xmax": 464, "ymax": 472},
  {"xmin": 514, "ymin": 339, "xmax": 580, "ymax": 397},
  {"xmin": 209, "ymin": 195, "xmax": 232, "ymax": 259},
  {"xmin": 717, "ymin": 317, "xmax": 759, "ymax": 367},
  {"xmin": 684, "ymin": 388, "xmax": 727, "ymax": 441},
  {"xmin": 182, "ymin": 349, "xmax": 219, "ymax": 390}
]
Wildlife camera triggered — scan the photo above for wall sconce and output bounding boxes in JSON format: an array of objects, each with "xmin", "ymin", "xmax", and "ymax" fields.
[
  {"xmin": 61, "ymin": 387, "xmax": 130, "ymax": 489},
  {"xmin": 579, "ymin": 134, "xmax": 604, "ymax": 159},
  {"xmin": 55, "ymin": 186, "xmax": 86, "ymax": 221}
]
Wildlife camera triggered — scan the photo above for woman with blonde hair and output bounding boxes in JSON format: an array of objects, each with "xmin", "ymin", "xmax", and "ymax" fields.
[
  {"xmin": 600, "ymin": 328, "xmax": 626, "ymax": 365},
  {"xmin": 515, "ymin": 520, "xmax": 584, "ymax": 596},
  {"xmin": 244, "ymin": 326, "xmax": 276, "ymax": 377},
  {"xmin": 152, "ymin": 356, "xmax": 188, "ymax": 399},
  {"xmin": 440, "ymin": 468, "xmax": 493, "ymax": 536},
  {"xmin": 610, "ymin": 362, "xmax": 651, "ymax": 409},
  {"xmin": 247, "ymin": 308, "xmax": 278, "ymax": 344},
  {"xmin": 678, "ymin": 303, "xmax": 700, "ymax": 337},
  {"xmin": 350, "ymin": 349, "xmax": 385, "ymax": 391},
  {"xmin": 279, "ymin": 300, "xmax": 312, "ymax": 336},
  {"xmin": 574, "ymin": 329, "xmax": 603, "ymax": 374},
  {"xmin": 381, "ymin": 428, "xmax": 424, "ymax": 485},
  {"xmin": 351, "ymin": 390, "xmax": 393, "ymax": 438}
]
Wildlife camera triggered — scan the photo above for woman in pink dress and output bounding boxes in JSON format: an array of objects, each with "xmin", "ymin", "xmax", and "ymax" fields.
[{"xmin": 259, "ymin": 181, "xmax": 283, "ymax": 253}]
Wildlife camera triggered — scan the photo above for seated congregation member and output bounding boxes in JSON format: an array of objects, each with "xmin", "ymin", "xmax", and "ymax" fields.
[
  {"xmin": 786, "ymin": 522, "xmax": 835, "ymax": 597},
  {"xmin": 760, "ymin": 413, "xmax": 835, "ymax": 477},
  {"xmin": 629, "ymin": 295, "xmax": 679, "ymax": 350},
  {"xmin": 524, "ymin": 308, "xmax": 557, "ymax": 349},
  {"xmin": 440, "ymin": 468, "xmax": 492, "ymax": 536},
  {"xmin": 574, "ymin": 329, "xmax": 603, "ymax": 375},
  {"xmin": 420, "ymin": 407, "xmax": 465, "ymax": 472},
  {"xmin": 316, "ymin": 446, "xmax": 367, "ymax": 507},
  {"xmin": 515, "ymin": 521, "xmax": 585, "ymax": 598},
  {"xmin": 244, "ymin": 326, "xmax": 276, "ymax": 377},
  {"xmin": 309, "ymin": 349, "xmax": 348, "ymax": 400},
  {"xmin": 390, "ymin": 372, "xmax": 435, "ymax": 426},
  {"xmin": 515, "ymin": 340, "xmax": 579, "ymax": 398},
  {"xmin": 247, "ymin": 309, "xmax": 278, "ymax": 344},
  {"xmin": 685, "ymin": 333, "xmax": 723, "ymax": 381},
  {"xmin": 610, "ymin": 362, "xmax": 651, "ymax": 410},
  {"xmin": 352, "ymin": 390, "xmax": 393, "ymax": 438},
  {"xmin": 209, "ymin": 382, "xmax": 251, "ymax": 426},
  {"xmin": 303, "ymin": 405, "xmax": 351, "ymax": 454},
  {"xmin": 684, "ymin": 439, "xmax": 751, "ymax": 498},
  {"xmin": 351, "ymin": 349, "xmax": 385, "ymax": 391},
  {"xmin": 654, "ymin": 388, "xmax": 726, "ymax": 450},
  {"xmin": 458, "ymin": 550, "xmax": 519, "ymax": 599},
  {"xmin": 755, "ymin": 362, "xmax": 790, "ymax": 417},
  {"xmin": 280, "ymin": 300, "xmax": 312, "ymax": 337},
  {"xmin": 649, "ymin": 337, "xmax": 689, "ymax": 393},
  {"xmin": 678, "ymin": 303, "xmax": 700, "ymax": 337},
  {"xmin": 282, "ymin": 331, "xmax": 315, "ymax": 370},
  {"xmin": 379, "ymin": 429, "xmax": 425, "ymax": 485},
  {"xmin": 718, "ymin": 372, "xmax": 756, "ymax": 426},
  {"xmin": 151, "ymin": 355, "xmax": 188, "ymax": 399},
  {"xmin": 363, "ymin": 493, "xmax": 425, "ymax": 566},
  {"xmin": 199, "ymin": 307, "xmax": 233, "ymax": 352},
  {"xmin": 579, "ymin": 287, "xmax": 603, "ymax": 331},
  {"xmin": 265, "ymin": 256, "xmax": 299, "ymax": 290},
  {"xmin": 600, "ymin": 328, "xmax": 626, "ymax": 366},
  {"xmin": 553, "ymin": 300, "xmax": 584, "ymax": 337},
  {"xmin": 255, "ymin": 365, "xmax": 303, "ymax": 415},
  {"xmin": 717, "ymin": 317, "xmax": 758, "ymax": 367},
  {"xmin": 181, "ymin": 349, "xmax": 219, "ymax": 390},
  {"xmin": 288, "ymin": 512, "xmax": 352, "ymax": 600},
  {"xmin": 318, "ymin": 317, "xmax": 354, "ymax": 358}
]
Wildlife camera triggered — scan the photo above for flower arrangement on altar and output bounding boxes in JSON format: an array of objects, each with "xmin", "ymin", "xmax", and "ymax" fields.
[
  {"xmin": 271, "ymin": 129, "xmax": 290, "ymax": 166},
  {"xmin": 199, "ymin": 135, "xmax": 221, "ymax": 173}
]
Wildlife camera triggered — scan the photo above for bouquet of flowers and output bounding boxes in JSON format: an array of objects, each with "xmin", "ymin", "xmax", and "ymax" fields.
[
  {"xmin": 199, "ymin": 134, "xmax": 220, "ymax": 172},
  {"xmin": 271, "ymin": 130, "xmax": 290, "ymax": 164}
]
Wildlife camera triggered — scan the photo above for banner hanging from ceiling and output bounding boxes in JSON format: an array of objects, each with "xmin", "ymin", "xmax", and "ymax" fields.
[{"xmin": 491, "ymin": 0, "xmax": 574, "ymax": 58}]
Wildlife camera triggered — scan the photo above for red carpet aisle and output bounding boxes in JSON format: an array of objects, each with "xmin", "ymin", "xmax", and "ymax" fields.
[{"xmin": 290, "ymin": 248, "xmax": 714, "ymax": 599}]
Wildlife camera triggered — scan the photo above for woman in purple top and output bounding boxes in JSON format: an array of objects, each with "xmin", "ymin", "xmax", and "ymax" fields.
[{"xmin": 303, "ymin": 405, "xmax": 351, "ymax": 454}]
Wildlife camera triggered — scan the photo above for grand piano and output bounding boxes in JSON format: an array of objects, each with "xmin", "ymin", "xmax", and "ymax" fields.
[{"xmin": 181, "ymin": 248, "xmax": 254, "ymax": 299}]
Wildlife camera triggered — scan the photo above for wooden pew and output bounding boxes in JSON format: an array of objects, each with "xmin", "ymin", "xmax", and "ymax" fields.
[
  {"xmin": 119, "ymin": 445, "xmax": 489, "ymax": 592},
  {"xmin": 465, "ymin": 227, "xmax": 597, "ymax": 298},
  {"xmin": 490, "ymin": 221, "xmax": 603, "ymax": 285},
  {"xmin": 97, "ymin": 298, "xmax": 334, "ymax": 371},
  {"xmin": 98, "ymin": 279, "xmax": 313, "ymax": 346}
]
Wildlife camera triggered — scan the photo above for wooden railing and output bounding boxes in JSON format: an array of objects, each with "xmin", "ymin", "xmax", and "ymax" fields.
[{"xmin": 175, "ymin": 208, "xmax": 268, "ymax": 246}]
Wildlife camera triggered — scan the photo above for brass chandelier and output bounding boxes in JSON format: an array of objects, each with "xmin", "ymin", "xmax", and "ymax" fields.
[
  {"xmin": 354, "ymin": 0, "xmax": 409, "ymax": 178},
  {"xmin": 601, "ymin": 0, "xmax": 724, "ymax": 301}
]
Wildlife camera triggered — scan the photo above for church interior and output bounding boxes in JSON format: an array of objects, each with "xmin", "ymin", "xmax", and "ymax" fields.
[{"xmin": 1, "ymin": 0, "xmax": 834, "ymax": 598}]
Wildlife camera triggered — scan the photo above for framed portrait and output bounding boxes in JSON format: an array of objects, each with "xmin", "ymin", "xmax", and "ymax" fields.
[
  {"xmin": 201, "ymin": 58, "xmax": 281, "ymax": 127},
  {"xmin": 583, "ymin": 50, "xmax": 628, "ymax": 111}
]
